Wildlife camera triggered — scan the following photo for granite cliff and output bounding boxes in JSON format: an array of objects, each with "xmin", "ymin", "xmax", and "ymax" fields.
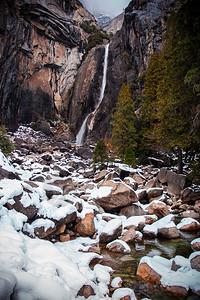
[
  {"xmin": 0, "ymin": 0, "xmax": 186, "ymax": 142},
  {"xmin": 0, "ymin": 0, "xmax": 96, "ymax": 129}
]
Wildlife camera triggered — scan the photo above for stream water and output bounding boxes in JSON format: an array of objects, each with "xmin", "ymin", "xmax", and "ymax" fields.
[{"xmin": 100, "ymin": 230, "xmax": 199, "ymax": 299}]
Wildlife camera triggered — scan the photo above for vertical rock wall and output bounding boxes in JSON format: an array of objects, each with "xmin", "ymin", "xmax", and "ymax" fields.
[{"xmin": 0, "ymin": 0, "xmax": 96, "ymax": 129}]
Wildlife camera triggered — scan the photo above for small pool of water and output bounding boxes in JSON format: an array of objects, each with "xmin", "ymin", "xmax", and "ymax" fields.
[{"xmin": 100, "ymin": 231, "xmax": 199, "ymax": 299}]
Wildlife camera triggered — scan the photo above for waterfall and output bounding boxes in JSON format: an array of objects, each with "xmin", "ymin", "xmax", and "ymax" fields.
[
  {"xmin": 76, "ymin": 114, "xmax": 89, "ymax": 146},
  {"xmin": 76, "ymin": 43, "xmax": 109, "ymax": 146}
]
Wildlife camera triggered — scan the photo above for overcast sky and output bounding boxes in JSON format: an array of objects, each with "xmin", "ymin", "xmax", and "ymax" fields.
[{"xmin": 79, "ymin": 0, "xmax": 131, "ymax": 18}]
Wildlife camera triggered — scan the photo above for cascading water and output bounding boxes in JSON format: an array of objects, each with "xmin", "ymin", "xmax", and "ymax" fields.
[{"xmin": 76, "ymin": 43, "xmax": 109, "ymax": 146}]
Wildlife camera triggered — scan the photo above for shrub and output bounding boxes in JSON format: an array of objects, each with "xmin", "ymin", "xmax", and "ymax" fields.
[
  {"xmin": 86, "ymin": 32, "xmax": 110, "ymax": 53},
  {"xmin": 0, "ymin": 126, "xmax": 15, "ymax": 156}
]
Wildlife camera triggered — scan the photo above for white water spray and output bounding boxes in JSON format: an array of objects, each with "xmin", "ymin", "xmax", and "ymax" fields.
[{"xmin": 76, "ymin": 44, "xmax": 109, "ymax": 146}]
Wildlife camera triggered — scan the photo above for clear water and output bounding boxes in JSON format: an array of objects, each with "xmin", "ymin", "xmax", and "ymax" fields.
[{"xmin": 100, "ymin": 231, "xmax": 199, "ymax": 299}]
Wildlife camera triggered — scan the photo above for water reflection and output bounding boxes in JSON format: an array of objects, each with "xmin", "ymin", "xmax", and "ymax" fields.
[{"xmin": 100, "ymin": 234, "xmax": 197, "ymax": 299}]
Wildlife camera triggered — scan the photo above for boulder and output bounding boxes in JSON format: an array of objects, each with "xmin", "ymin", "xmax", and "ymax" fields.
[
  {"xmin": 162, "ymin": 285, "xmax": 188, "ymax": 299},
  {"xmin": 111, "ymin": 288, "xmax": 137, "ymax": 300},
  {"xmin": 130, "ymin": 173, "xmax": 146, "ymax": 185},
  {"xmin": 191, "ymin": 238, "xmax": 200, "ymax": 251},
  {"xmin": 77, "ymin": 285, "xmax": 95, "ymax": 298},
  {"xmin": 177, "ymin": 217, "xmax": 200, "ymax": 231},
  {"xmin": 119, "ymin": 204, "xmax": 145, "ymax": 217},
  {"xmin": 158, "ymin": 168, "xmax": 186, "ymax": 196},
  {"xmin": 99, "ymin": 219, "xmax": 122, "ymax": 243},
  {"xmin": 158, "ymin": 227, "xmax": 180, "ymax": 239},
  {"xmin": 93, "ymin": 180, "xmax": 137, "ymax": 211},
  {"xmin": 23, "ymin": 218, "xmax": 56, "ymax": 238},
  {"xmin": 181, "ymin": 187, "xmax": 200, "ymax": 203},
  {"xmin": 7, "ymin": 194, "xmax": 38, "ymax": 220},
  {"xmin": 124, "ymin": 177, "xmax": 138, "ymax": 190},
  {"xmin": 0, "ymin": 166, "xmax": 20, "ymax": 180},
  {"xmin": 60, "ymin": 234, "xmax": 71, "ymax": 242},
  {"xmin": 94, "ymin": 170, "xmax": 109, "ymax": 182},
  {"xmin": 39, "ymin": 199, "xmax": 77, "ymax": 225},
  {"xmin": 147, "ymin": 201, "xmax": 169, "ymax": 219},
  {"xmin": 136, "ymin": 262, "xmax": 161, "ymax": 284},
  {"xmin": 75, "ymin": 213, "xmax": 96, "ymax": 237},
  {"xmin": 106, "ymin": 240, "xmax": 131, "ymax": 253},
  {"xmin": 120, "ymin": 227, "xmax": 136, "ymax": 243},
  {"xmin": 146, "ymin": 188, "xmax": 163, "ymax": 200},
  {"xmin": 190, "ymin": 252, "xmax": 200, "ymax": 272}
]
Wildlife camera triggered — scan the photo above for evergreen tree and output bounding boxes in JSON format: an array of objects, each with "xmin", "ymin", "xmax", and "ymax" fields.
[
  {"xmin": 0, "ymin": 126, "xmax": 15, "ymax": 156},
  {"xmin": 142, "ymin": 0, "xmax": 200, "ymax": 173},
  {"xmin": 111, "ymin": 84, "xmax": 138, "ymax": 166},
  {"xmin": 93, "ymin": 138, "xmax": 109, "ymax": 170}
]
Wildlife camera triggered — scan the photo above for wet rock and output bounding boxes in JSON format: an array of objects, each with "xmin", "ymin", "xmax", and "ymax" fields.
[
  {"xmin": 136, "ymin": 262, "xmax": 161, "ymax": 284},
  {"xmin": 162, "ymin": 285, "xmax": 188, "ymax": 299},
  {"xmin": 158, "ymin": 226, "xmax": 180, "ymax": 239},
  {"xmin": 75, "ymin": 213, "xmax": 96, "ymax": 237}
]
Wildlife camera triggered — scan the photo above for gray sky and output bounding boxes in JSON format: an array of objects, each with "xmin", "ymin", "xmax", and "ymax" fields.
[{"xmin": 79, "ymin": 0, "xmax": 131, "ymax": 18}]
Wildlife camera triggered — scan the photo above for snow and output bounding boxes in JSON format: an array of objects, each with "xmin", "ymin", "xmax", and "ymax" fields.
[
  {"xmin": 106, "ymin": 239, "xmax": 131, "ymax": 253},
  {"xmin": 38, "ymin": 199, "xmax": 77, "ymax": 221},
  {"xmin": 23, "ymin": 218, "xmax": 55, "ymax": 237},
  {"xmin": 0, "ymin": 150, "xmax": 15, "ymax": 172},
  {"xmin": 189, "ymin": 251, "xmax": 200, "ymax": 260},
  {"xmin": 89, "ymin": 186, "xmax": 112, "ymax": 199},
  {"xmin": 139, "ymin": 255, "xmax": 200, "ymax": 292},
  {"xmin": 100, "ymin": 218, "xmax": 122, "ymax": 235},
  {"xmin": 177, "ymin": 217, "xmax": 200, "ymax": 229},
  {"xmin": 112, "ymin": 288, "xmax": 137, "ymax": 300},
  {"xmin": 191, "ymin": 238, "xmax": 200, "ymax": 245},
  {"xmin": 111, "ymin": 277, "xmax": 122, "ymax": 288}
]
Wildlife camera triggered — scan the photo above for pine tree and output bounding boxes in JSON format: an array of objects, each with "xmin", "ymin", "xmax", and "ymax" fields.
[
  {"xmin": 142, "ymin": 0, "xmax": 200, "ymax": 173},
  {"xmin": 93, "ymin": 138, "xmax": 108, "ymax": 170},
  {"xmin": 0, "ymin": 126, "xmax": 15, "ymax": 156},
  {"xmin": 111, "ymin": 84, "xmax": 138, "ymax": 166}
]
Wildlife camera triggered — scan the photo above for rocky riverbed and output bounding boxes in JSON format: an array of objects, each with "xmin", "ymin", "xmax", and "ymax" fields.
[{"xmin": 0, "ymin": 125, "xmax": 200, "ymax": 299}]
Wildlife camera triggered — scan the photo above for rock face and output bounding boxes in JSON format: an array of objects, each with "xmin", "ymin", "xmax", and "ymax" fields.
[
  {"xmin": 0, "ymin": 0, "xmax": 96, "ymax": 128},
  {"xmin": 84, "ymin": 0, "xmax": 185, "ymax": 140}
]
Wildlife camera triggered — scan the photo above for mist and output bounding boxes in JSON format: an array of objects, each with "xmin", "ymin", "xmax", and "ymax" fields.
[{"xmin": 79, "ymin": 0, "xmax": 131, "ymax": 18}]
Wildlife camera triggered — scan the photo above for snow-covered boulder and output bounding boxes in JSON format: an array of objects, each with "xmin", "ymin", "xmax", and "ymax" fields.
[
  {"xmin": 0, "ymin": 179, "xmax": 40, "ymax": 220},
  {"xmin": 177, "ymin": 217, "xmax": 200, "ymax": 231},
  {"xmin": 190, "ymin": 252, "xmax": 200, "ymax": 272},
  {"xmin": 112, "ymin": 287, "xmax": 137, "ymax": 300},
  {"xmin": 143, "ymin": 214, "xmax": 179, "ymax": 239},
  {"xmin": 91, "ymin": 180, "xmax": 138, "ymax": 211},
  {"xmin": 106, "ymin": 240, "xmax": 131, "ymax": 254},
  {"xmin": 191, "ymin": 238, "xmax": 200, "ymax": 251},
  {"xmin": 23, "ymin": 218, "xmax": 56, "ymax": 238},
  {"xmin": 137, "ymin": 254, "xmax": 200, "ymax": 298},
  {"xmin": 99, "ymin": 218, "xmax": 122, "ymax": 243},
  {"xmin": 38, "ymin": 199, "xmax": 77, "ymax": 225}
]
